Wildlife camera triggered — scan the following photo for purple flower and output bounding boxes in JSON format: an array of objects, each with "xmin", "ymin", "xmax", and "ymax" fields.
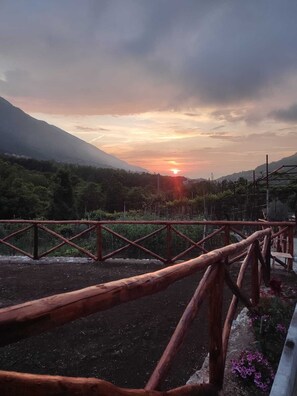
[
  {"xmin": 276, "ymin": 323, "xmax": 287, "ymax": 334},
  {"xmin": 231, "ymin": 350, "xmax": 274, "ymax": 393}
]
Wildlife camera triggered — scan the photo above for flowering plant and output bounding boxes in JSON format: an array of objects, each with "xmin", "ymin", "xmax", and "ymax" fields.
[
  {"xmin": 248, "ymin": 295, "xmax": 290, "ymax": 366},
  {"xmin": 231, "ymin": 277, "xmax": 297, "ymax": 394},
  {"xmin": 231, "ymin": 350, "xmax": 275, "ymax": 393}
]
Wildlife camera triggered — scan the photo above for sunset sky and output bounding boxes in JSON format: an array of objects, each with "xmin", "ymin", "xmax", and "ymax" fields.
[{"xmin": 1, "ymin": 1, "xmax": 297, "ymax": 178}]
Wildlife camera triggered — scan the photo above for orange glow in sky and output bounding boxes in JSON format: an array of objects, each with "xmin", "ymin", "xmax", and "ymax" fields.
[
  {"xmin": 3, "ymin": 2, "xmax": 297, "ymax": 180},
  {"xmin": 170, "ymin": 168, "xmax": 181, "ymax": 175}
]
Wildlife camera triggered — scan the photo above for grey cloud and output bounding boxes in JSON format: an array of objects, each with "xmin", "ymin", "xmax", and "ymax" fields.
[
  {"xmin": 205, "ymin": 130, "xmax": 279, "ymax": 142},
  {"xmin": 211, "ymin": 109, "xmax": 247, "ymax": 123},
  {"xmin": 209, "ymin": 134, "xmax": 241, "ymax": 142},
  {"xmin": 0, "ymin": 69, "xmax": 34, "ymax": 96},
  {"xmin": 245, "ymin": 132, "xmax": 278, "ymax": 140},
  {"xmin": 1, "ymin": 1, "xmax": 297, "ymax": 114},
  {"xmin": 200, "ymin": 130, "xmax": 229, "ymax": 136},
  {"xmin": 75, "ymin": 125, "xmax": 110, "ymax": 132},
  {"xmin": 288, "ymin": 131, "xmax": 297, "ymax": 136},
  {"xmin": 270, "ymin": 104, "xmax": 297, "ymax": 123},
  {"xmin": 211, "ymin": 125, "xmax": 225, "ymax": 130},
  {"xmin": 172, "ymin": 128, "xmax": 202, "ymax": 136},
  {"xmin": 278, "ymin": 127, "xmax": 295, "ymax": 131},
  {"xmin": 184, "ymin": 112, "xmax": 200, "ymax": 117},
  {"xmin": 181, "ymin": 2, "xmax": 297, "ymax": 105}
]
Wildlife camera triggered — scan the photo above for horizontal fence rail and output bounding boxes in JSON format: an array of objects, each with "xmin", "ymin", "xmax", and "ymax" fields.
[
  {"xmin": 0, "ymin": 371, "xmax": 219, "ymax": 396},
  {"xmin": 0, "ymin": 220, "xmax": 294, "ymax": 269},
  {"xmin": 0, "ymin": 226, "xmax": 282, "ymax": 395}
]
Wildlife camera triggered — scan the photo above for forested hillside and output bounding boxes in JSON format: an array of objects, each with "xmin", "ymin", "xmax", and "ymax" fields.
[
  {"xmin": 216, "ymin": 152, "xmax": 297, "ymax": 182},
  {"xmin": 0, "ymin": 155, "xmax": 296, "ymax": 221},
  {"xmin": 0, "ymin": 97, "xmax": 145, "ymax": 172}
]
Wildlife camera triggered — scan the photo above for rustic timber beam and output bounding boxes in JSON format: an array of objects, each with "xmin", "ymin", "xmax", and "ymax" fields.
[
  {"xmin": 101, "ymin": 225, "xmax": 166, "ymax": 262},
  {"xmin": 38, "ymin": 225, "xmax": 97, "ymax": 260},
  {"xmin": 101, "ymin": 225, "xmax": 167, "ymax": 261},
  {"xmin": 146, "ymin": 265, "xmax": 217, "ymax": 390},
  {"xmin": 251, "ymin": 240, "xmax": 260, "ymax": 306},
  {"xmin": 229, "ymin": 227, "xmax": 247, "ymax": 240},
  {"xmin": 228, "ymin": 235, "xmax": 265, "ymax": 266},
  {"xmin": 39, "ymin": 225, "xmax": 96, "ymax": 258},
  {"xmin": 0, "ymin": 238, "xmax": 33, "ymax": 258},
  {"xmin": 227, "ymin": 250, "xmax": 247, "ymax": 265},
  {"xmin": 0, "ymin": 219, "xmax": 293, "ymax": 226},
  {"xmin": 0, "ymin": 229, "xmax": 271, "ymax": 348},
  {"xmin": 272, "ymin": 256, "xmax": 287, "ymax": 269},
  {"xmin": 170, "ymin": 226, "xmax": 208, "ymax": 256},
  {"xmin": 222, "ymin": 242, "xmax": 257, "ymax": 359},
  {"xmin": 261, "ymin": 235, "xmax": 271, "ymax": 285},
  {"xmin": 271, "ymin": 226, "xmax": 289, "ymax": 240},
  {"xmin": 1, "ymin": 224, "xmax": 33, "ymax": 241},
  {"xmin": 224, "ymin": 269, "xmax": 253, "ymax": 310},
  {"xmin": 0, "ymin": 371, "xmax": 221, "ymax": 396},
  {"xmin": 208, "ymin": 263, "xmax": 225, "ymax": 389},
  {"xmin": 288, "ymin": 225, "xmax": 294, "ymax": 270},
  {"xmin": 172, "ymin": 226, "xmax": 225, "ymax": 262}
]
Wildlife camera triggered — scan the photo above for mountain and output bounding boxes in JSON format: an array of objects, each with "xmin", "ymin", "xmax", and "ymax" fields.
[
  {"xmin": 217, "ymin": 152, "xmax": 297, "ymax": 182},
  {"xmin": 0, "ymin": 97, "xmax": 145, "ymax": 172}
]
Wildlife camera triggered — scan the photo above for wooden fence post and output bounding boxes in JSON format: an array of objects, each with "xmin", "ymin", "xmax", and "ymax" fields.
[
  {"xmin": 259, "ymin": 234, "xmax": 271, "ymax": 287},
  {"xmin": 33, "ymin": 223, "xmax": 39, "ymax": 260},
  {"xmin": 166, "ymin": 224, "xmax": 172, "ymax": 264},
  {"xmin": 251, "ymin": 241, "xmax": 259, "ymax": 306},
  {"xmin": 288, "ymin": 225, "xmax": 294, "ymax": 271},
  {"xmin": 277, "ymin": 227, "xmax": 281, "ymax": 252},
  {"xmin": 265, "ymin": 234, "xmax": 271, "ymax": 285},
  {"xmin": 224, "ymin": 225, "xmax": 230, "ymax": 246},
  {"xmin": 208, "ymin": 261, "xmax": 225, "ymax": 389},
  {"xmin": 97, "ymin": 223, "xmax": 102, "ymax": 261}
]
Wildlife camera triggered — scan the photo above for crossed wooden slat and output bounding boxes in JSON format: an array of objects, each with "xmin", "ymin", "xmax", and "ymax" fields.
[{"xmin": 0, "ymin": 225, "xmax": 34, "ymax": 258}]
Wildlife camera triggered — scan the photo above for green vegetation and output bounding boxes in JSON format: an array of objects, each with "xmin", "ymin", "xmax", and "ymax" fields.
[
  {"xmin": 0, "ymin": 219, "xmax": 222, "ymax": 260},
  {"xmin": 0, "ymin": 155, "xmax": 296, "ymax": 221},
  {"xmin": 232, "ymin": 281, "xmax": 297, "ymax": 395}
]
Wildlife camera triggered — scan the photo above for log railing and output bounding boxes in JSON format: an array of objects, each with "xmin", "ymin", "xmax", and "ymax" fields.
[
  {"xmin": 0, "ymin": 228, "xmax": 275, "ymax": 395},
  {"xmin": 0, "ymin": 220, "xmax": 295, "ymax": 269}
]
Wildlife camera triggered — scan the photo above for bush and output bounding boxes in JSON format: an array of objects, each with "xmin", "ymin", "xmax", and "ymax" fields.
[
  {"xmin": 232, "ymin": 281, "xmax": 296, "ymax": 394},
  {"xmin": 249, "ymin": 294, "xmax": 293, "ymax": 367}
]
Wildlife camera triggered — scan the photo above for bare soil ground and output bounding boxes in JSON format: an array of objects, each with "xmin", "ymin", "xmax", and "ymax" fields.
[
  {"xmin": 0, "ymin": 259, "xmax": 213, "ymax": 390},
  {"xmin": 0, "ymin": 259, "xmax": 295, "ymax": 392}
]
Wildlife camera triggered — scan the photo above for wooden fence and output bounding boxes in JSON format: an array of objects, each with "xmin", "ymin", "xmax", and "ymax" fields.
[
  {"xmin": 0, "ymin": 226, "xmax": 283, "ymax": 395},
  {"xmin": 0, "ymin": 220, "xmax": 294, "ymax": 269}
]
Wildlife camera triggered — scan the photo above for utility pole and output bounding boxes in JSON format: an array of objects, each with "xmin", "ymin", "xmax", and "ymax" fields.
[
  {"xmin": 252, "ymin": 170, "xmax": 256, "ymax": 220},
  {"xmin": 266, "ymin": 154, "xmax": 269, "ymax": 220}
]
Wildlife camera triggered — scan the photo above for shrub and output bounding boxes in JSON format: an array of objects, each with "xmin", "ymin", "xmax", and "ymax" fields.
[
  {"xmin": 232, "ymin": 280, "xmax": 296, "ymax": 394},
  {"xmin": 248, "ymin": 294, "xmax": 293, "ymax": 367}
]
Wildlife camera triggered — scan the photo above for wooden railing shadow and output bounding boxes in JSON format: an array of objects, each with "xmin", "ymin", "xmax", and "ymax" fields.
[{"xmin": 0, "ymin": 228, "xmax": 273, "ymax": 395}]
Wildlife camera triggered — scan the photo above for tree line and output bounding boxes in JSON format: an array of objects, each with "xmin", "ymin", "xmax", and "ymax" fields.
[{"xmin": 0, "ymin": 155, "xmax": 296, "ymax": 221}]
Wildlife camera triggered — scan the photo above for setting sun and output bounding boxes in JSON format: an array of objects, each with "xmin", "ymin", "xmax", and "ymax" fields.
[{"xmin": 170, "ymin": 168, "xmax": 181, "ymax": 175}]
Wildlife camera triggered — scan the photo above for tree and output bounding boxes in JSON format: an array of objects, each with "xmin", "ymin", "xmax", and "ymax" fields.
[
  {"xmin": 48, "ymin": 170, "xmax": 76, "ymax": 219},
  {"xmin": 105, "ymin": 180, "xmax": 125, "ymax": 212},
  {"xmin": 76, "ymin": 182, "xmax": 105, "ymax": 217}
]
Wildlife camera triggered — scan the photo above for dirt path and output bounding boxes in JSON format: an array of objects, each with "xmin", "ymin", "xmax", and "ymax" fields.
[
  {"xmin": 1, "ymin": 258, "xmax": 295, "ymax": 392},
  {"xmin": 0, "ymin": 260, "xmax": 215, "ymax": 390}
]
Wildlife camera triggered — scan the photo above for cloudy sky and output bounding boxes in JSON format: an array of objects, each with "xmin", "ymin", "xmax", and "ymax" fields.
[{"xmin": 1, "ymin": 0, "xmax": 297, "ymax": 178}]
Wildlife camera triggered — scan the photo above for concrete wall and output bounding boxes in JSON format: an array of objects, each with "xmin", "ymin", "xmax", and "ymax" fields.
[{"xmin": 270, "ymin": 303, "xmax": 297, "ymax": 396}]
